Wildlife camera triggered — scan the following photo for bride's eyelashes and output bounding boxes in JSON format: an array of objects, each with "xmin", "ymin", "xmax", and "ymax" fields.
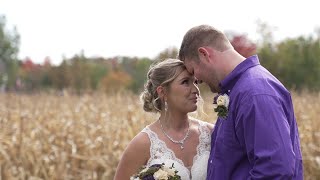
[{"xmin": 182, "ymin": 80, "xmax": 189, "ymax": 84}]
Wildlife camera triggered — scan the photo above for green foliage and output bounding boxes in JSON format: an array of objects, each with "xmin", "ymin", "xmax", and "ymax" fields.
[
  {"xmin": 1, "ymin": 19, "xmax": 319, "ymax": 93},
  {"xmin": 121, "ymin": 57, "xmax": 153, "ymax": 93},
  {"xmin": 259, "ymin": 35, "xmax": 320, "ymax": 91},
  {"xmin": 89, "ymin": 62, "xmax": 108, "ymax": 90},
  {"xmin": 49, "ymin": 60, "xmax": 71, "ymax": 90},
  {"xmin": 0, "ymin": 15, "xmax": 20, "ymax": 90},
  {"xmin": 256, "ymin": 21, "xmax": 320, "ymax": 91},
  {"xmin": 155, "ymin": 47, "xmax": 178, "ymax": 61}
]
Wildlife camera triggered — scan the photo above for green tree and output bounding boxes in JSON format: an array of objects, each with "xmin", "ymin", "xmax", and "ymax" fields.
[
  {"xmin": 0, "ymin": 15, "xmax": 20, "ymax": 90},
  {"xmin": 257, "ymin": 21, "xmax": 320, "ymax": 91},
  {"xmin": 155, "ymin": 47, "xmax": 178, "ymax": 61},
  {"xmin": 129, "ymin": 58, "xmax": 153, "ymax": 93},
  {"xmin": 120, "ymin": 57, "xmax": 152, "ymax": 92},
  {"xmin": 276, "ymin": 36, "xmax": 320, "ymax": 90},
  {"xmin": 49, "ymin": 60, "xmax": 71, "ymax": 91},
  {"xmin": 88, "ymin": 60, "xmax": 108, "ymax": 90},
  {"xmin": 68, "ymin": 52, "xmax": 91, "ymax": 94}
]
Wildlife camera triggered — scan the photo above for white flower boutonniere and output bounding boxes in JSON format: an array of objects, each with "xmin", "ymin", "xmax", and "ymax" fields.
[{"xmin": 213, "ymin": 94, "xmax": 230, "ymax": 119}]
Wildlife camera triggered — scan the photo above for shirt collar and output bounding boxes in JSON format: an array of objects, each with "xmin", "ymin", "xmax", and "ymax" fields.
[{"xmin": 219, "ymin": 55, "xmax": 260, "ymax": 94}]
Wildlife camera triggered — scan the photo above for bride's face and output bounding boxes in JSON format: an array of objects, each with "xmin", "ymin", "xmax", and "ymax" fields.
[{"xmin": 166, "ymin": 70, "xmax": 199, "ymax": 113}]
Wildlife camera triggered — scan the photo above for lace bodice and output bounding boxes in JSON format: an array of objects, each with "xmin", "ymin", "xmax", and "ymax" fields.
[{"xmin": 141, "ymin": 119, "xmax": 211, "ymax": 180}]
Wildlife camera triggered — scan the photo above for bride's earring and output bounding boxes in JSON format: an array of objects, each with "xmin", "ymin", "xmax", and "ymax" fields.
[
  {"xmin": 164, "ymin": 101, "xmax": 168, "ymax": 122},
  {"xmin": 165, "ymin": 101, "xmax": 168, "ymax": 112}
]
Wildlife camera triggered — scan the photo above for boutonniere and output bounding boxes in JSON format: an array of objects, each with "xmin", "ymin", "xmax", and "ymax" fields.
[{"xmin": 213, "ymin": 94, "xmax": 230, "ymax": 119}]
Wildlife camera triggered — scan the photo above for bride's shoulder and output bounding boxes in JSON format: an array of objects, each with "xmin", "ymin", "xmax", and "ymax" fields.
[
  {"xmin": 130, "ymin": 131, "xmax": 151, "ymax": 148},
  {"xmin": 123, "ymin": 129, "xmax": 151, "ymax": 157},
  {"xmin": 131, "ymin": 122, "xmax": 160, "ymax": 146},
  {"xmin": 190, "ymin": 117, "xmax": 214, "ymax": 131}
]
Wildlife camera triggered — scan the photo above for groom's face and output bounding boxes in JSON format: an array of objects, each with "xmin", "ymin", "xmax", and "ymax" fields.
[{"xmin": 184, "ymin": 58, "xmax": 220, "ymax": 93}]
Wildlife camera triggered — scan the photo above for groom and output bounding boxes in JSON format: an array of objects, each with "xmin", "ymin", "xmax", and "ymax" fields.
[{"xmin": 178, "ymin": 25, "xmax": 303, "ymax": 179}]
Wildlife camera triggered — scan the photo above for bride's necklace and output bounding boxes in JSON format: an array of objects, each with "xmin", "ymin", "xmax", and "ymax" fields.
[{"xmin": 159, "ymin": 119, "xmax": 190, "ymax": 150}]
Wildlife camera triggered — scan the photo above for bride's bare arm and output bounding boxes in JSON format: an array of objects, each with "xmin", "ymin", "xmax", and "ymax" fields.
[{"xmin": 113, "ymin": 132, "xmax": 150, "ymax": 180}]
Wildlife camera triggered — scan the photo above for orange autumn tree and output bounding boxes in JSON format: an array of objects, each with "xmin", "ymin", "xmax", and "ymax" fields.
[
  {"xmin": 229, "ymin": 34, "xmax": 257, "ymax": 58},
  {"xmin": 100, "ymin": 70, "xmax": 132, "ymax": 93}
]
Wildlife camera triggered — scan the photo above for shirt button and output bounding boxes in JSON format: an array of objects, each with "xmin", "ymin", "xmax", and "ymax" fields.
[{"xmin": 210, "ymin": 160, "xmax": 213, "ymax": 163}]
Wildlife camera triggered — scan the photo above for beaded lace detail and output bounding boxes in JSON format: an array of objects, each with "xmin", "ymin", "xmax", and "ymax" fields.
[
  {"xmin": 141, "ymin": 119, "xmax": 211, "ymax": 180},
  {"xmin": 193, "ymin": 121, "xmax": 211, "ymax": 163}
]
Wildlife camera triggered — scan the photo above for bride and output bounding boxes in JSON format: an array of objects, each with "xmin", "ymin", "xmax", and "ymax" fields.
[{"xmin": 114, "ymin": 59, "xmax": 213, "ymax": 180}]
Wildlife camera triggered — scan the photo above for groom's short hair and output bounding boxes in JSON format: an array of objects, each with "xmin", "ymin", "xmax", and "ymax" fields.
[{"xmin": 178, "ymin": 25, "xmax": 233, "ymax": 61}]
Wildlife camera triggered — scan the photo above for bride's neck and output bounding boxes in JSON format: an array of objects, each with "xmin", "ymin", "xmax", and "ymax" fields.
[{"xmin": 159, "ymin": 111, "xmax": 189, "ymax": 130}]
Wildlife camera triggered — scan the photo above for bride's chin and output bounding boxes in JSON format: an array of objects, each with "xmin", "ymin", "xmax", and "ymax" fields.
[{"xmin": 189, "ymin": 106, "xmax": 198, "ymax": 112}]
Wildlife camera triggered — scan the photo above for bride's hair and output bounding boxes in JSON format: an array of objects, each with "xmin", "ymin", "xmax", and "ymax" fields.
[{"xmin": 140, "ymin": 58, "xmax": 186, "ymax": 112}]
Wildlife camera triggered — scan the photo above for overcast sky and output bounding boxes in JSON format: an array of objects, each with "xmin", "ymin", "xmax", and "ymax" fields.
[{"xmin": 1, "ymin": 0, "xmax": 319, "ymax": 65}]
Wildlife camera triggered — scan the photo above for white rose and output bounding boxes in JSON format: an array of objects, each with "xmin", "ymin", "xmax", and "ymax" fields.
[
  {"xmin": 217, "ymin": 96, "xmax": 225, "ymax": 106},
  {"xmin": 223, "ymin": 94, "xmax": 230, "ymax": 107},
  {"xmin": 217, "ymin": 96, "xmax": 224, "ymax": 106},
  {"xmin": 153, "ymin": 169, "xmax": 168, "ymax": 180},
  {"xmin": 163, "ymin": 167, "xmax": 176, "ymax": 176},
  {"xmin": 130, "ymin": 176, "xmax": 140, "ymax": 180},
  {"xmin": 217, "ymin": 94, "xmax": 229, "ymax": 107}
]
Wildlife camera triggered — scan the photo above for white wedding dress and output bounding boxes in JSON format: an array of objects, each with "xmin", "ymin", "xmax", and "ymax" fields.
[{"xmin": 141, "ymin": 120, "xmax": 211, "ymax": 180}]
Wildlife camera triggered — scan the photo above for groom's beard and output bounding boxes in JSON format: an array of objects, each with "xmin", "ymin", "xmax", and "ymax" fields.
[
  {"xmin": 210, "ymin": 87, "xmax": 221, "ymax": 93},
  {"xmin": 208, "ymin": 83, "xmax": 221, "ymax": 93}
]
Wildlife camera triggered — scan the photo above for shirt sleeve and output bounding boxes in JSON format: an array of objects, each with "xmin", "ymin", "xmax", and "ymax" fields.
[{"xmin": 235, "ymin": 94, "xmax": 296, "ymax": 179}]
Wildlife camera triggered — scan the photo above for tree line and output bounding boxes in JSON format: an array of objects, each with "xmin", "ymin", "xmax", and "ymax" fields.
[{"xmin": 1, "ymin": 15, "xmax": 319, "ymax": 94}]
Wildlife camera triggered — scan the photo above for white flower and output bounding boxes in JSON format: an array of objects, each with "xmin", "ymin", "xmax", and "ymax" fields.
[
  {"xmin": 214, "ymin": 94, "xmax": 230, "ymax": 119},
  {"xmin": 153, "ymin": 169, "xmax": 169, "ymax": 180},
  {"xmin": 217, "ymin": 94, "xmax": 229, "ymax": 108},
  {"xmin": 163, "ymin": 166, "xmax": 176, "ymax": 176},
  {"xmin": 130, "ymin": 176, "xmax": 140, "ymax": 180}
]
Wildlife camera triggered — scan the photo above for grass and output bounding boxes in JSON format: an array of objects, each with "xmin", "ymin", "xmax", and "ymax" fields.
[{"xmin": 0, "ymin": 91, "xmax": 319, "ymax": 179}]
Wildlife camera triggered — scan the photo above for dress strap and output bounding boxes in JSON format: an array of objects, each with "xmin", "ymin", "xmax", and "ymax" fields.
[
  {"xmin": 141, "ymin": 126, "xmax": 157, "ymax": 163},
  {"xmin": 196, "ymin": 120, "xmax": 212, "ymax": 156}
]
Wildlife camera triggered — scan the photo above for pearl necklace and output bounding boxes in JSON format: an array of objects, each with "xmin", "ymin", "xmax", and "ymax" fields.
[{"xmin": 159, "ymin": 119, "xmax": 190, "ymax": 150}]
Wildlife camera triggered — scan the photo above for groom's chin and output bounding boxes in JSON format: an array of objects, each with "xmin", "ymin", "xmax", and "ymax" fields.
[{"xmin": 209, "ymin": 86, "xmax": 220, "ymax": 94}]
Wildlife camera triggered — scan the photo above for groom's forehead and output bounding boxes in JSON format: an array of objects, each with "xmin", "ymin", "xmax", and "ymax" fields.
[
  {"xmin": 185, "ymin": 59, "xmax": 200, "ymax": 69},
  {"xmin": 183, "ymin": 60, "xmax": 194, "ymax": 74}
]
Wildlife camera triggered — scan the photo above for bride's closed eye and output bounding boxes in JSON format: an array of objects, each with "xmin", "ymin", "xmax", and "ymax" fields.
[{"xmin": 182, "ymin": 80, "xmax": 189, "ymax": 85}]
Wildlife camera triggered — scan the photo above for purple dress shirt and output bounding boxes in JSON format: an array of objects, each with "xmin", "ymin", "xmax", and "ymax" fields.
[{"xmin": 207, "ymin": 55, "xmax": 303, "ymax": 179}]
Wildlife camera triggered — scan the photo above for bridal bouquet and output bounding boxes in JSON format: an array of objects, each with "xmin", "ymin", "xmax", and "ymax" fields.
[{"xmin": 130, "ymin": 163, "xmax": 181, "ymax": 180}]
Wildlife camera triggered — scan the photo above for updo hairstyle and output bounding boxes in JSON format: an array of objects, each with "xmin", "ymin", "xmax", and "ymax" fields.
[{"xmin": 140, "ymin": 59, "xmax": 186, "ymax": 112}]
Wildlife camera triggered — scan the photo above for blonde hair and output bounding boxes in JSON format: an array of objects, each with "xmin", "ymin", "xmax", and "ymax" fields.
[
  {"xmin": 140, "ymin": 59, "xmax": 186, "ymax": 112},
  {"xmin": 178, "ymin": 24, "xmax": 233, "ymax": 61}
]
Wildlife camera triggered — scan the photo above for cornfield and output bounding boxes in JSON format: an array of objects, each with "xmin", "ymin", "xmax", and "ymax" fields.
[{"xmin": 0, "ymin": 91, "xmax": 319, "ymax": 179}]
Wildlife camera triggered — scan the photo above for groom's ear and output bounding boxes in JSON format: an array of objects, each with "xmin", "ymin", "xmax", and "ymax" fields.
[{"xmin": 198, "ymin": 47, "xmax": 211, "ymax": 62}]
